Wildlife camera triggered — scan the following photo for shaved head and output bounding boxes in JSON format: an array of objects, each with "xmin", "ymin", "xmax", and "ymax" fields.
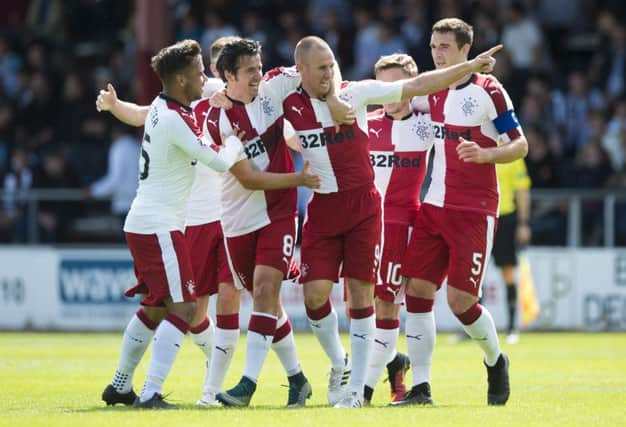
[{"xmin": 294, "ymin": 36, "xmax": 332, "ymax": 65}]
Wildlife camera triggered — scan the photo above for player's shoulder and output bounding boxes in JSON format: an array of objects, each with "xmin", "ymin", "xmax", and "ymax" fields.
[
  {"xmin": 472, "ymin": 73, "xmax": 506, "ymax": 95},
  {"xmin": 263, "ymin": 66, "xmax": 298, "ymax": 81},
  {"xmin": 202, "ymin": 78, "xmax": 225, "ymax": 97}
]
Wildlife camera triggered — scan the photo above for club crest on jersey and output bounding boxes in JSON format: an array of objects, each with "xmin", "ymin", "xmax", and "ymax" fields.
[
  {"xmin": 461, "ymin": 97, "xmax": 479, "ymax": 116},
  {"xmin": 300, "ymin": 263, "xmax": 309, "ymax": 278},
  {"xmin": 186, "ymin": 280, "xmax": 196, "ymax": 295},
  {"xmin": 260, "ymin": 95, "xmax": 275, "ymax": 116},
  {"xmin": 338, "ymin": 91, "xmax": 352, "ymax": 103},
  {"xmin": 412, "ymin": 121, "xmax": 431, "ymax": 140}
]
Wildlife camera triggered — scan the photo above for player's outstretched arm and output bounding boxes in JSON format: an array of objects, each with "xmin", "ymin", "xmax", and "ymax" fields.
[
  {"xmin": 401, "ymin": 45, "xmax": 503, "ymax": 98},
  {"xmin": 230, "ymin": 159, "xmax": 320, "ymax": 190},
  {"xmin": 456, "ymin": 135, "xmax": 528, "ymax": 164},
  {"xmin": 96, "ymin": 83, "xmax": 149, "ymax": 127}
]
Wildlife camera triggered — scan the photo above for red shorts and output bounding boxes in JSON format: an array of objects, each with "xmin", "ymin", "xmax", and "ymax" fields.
[
  {"xmin": 185, "ymin": 221, "xmax": 233, "ymax": 297},
  {"xmin": 300, "ymin": 185, "xmax": 382, "ymax": 284},
  {"xmin": 376, "ymin": 222, "xmax": 411, "ymax": 302},
  {"xmin": 124, "ymin": 230, "xmax": 196, "ymax": 306},
  {"xmin": 401, "ymin": 204, "xmax": 497, "ymax": 296},
  {"xmin": 224, "ymin": 215, "xmax": 297, "ymax": 292}
]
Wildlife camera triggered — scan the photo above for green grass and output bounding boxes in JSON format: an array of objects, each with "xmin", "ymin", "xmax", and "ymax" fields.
[{"xmin": 1, "ymin": 332, "xmax": 625, "ymax": 427}]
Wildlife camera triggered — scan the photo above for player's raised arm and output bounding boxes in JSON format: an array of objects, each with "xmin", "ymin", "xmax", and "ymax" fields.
[
  {"xmin": 230, "ymin": 158, "xmax": 320, "ymax": 190},
  {"xmin": 400, "ymin": 45, "xmax": 503, "ymax": 98},
  {"xmin": 96, "ymin": 83, "xmax": 150, "ymax": 127}
]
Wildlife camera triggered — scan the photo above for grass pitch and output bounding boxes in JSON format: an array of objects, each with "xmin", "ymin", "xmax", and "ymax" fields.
[{"xmin": 1, "ymin": 332, "xmax": 625, "ymax": 427}]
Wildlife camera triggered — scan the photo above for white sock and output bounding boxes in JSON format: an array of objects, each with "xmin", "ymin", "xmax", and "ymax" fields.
[
  {"xmin": 406, "ymin": 311, "xmax": 436, "ymax": 386},
  {"xmin": 205, "ymin": 327, "xmax": 239, "ymax": 394},
  {"xmin": 462, "ymin": 307, "xmax": 502, "ymax": 366},
  {"xmin": 242, "ymin": 312, "xmax": 277, "ymax": 382},
  {"xmin": 190, "ymin": 318, "xmax": 215, "ymax": 395},
  {"xmin": 271, "ymin": 313, "xmax": 302, "ymax": 377},
  {"xmin": 112, "ymin": 313, "xmax": 155, "ymax": 393},
  {"xmin": 189, "ymin": 318, "xmax": 214, "ymax": 359},
  {"xmin": 139, "ymin": 318, "xmax": 186, "ymax": 402},
  {"xmin": 365, "ymin": 326, "xmax": 399, "ymax": 388},
  {"xmin": 309, "ymin": 308, "xmax": 346, "ymax": 368},
  {"xmin": 349, "ymin": 315, "xmax": 375, "ymax": 395}
]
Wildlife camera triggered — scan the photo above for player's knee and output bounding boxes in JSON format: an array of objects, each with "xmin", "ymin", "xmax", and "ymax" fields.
[
  {"xmin": 141, "ymin": 306, "xmax": 166, "ymax": 324},
  {"xmin": 375, "ymin": 298, "xmax": 399, "ymax": 319},
  {"xmin": 406, "ymin": 278, "xmax": 437, "ymax": 299},
  {"xmin": 447, "ymin": 289, "xmax": 477, "ymax": 316},
  {"xmin": 252, "ymin": 280, "xmax": 279, "ymax": 302},
  {"xmin": 348, "ymin": 284, "xmax": 374, "ymax": 309},
  {"xmin": 173, "ymin": 301, "xmax": 197, "ymax": 324},
  {"xmin": 303, "ymin": 291, "xmax": 328, "ymax": 310}
]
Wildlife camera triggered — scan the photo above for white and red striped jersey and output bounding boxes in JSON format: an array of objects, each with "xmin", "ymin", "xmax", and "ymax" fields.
[
  {"xmin": 282, "ymin": 79, "xmax": 404, "ymax": 193},
  {"xmin": 203, "ymin": 67, "xmax": 302, "ymax": 237},
  {"xmin": 124, "ymin": 94, "xmax": 240, "ymax": 234},
  {"xmin": 185, "ymin": 78, "xmax": 226, "ymax": 226},
  {"xmin": 424, "ymin": 73, "xmax": 523, "ymax": 216},
  {"xmin": 368, "ymin": 108, "xmax": 434, "ymax": 225}
]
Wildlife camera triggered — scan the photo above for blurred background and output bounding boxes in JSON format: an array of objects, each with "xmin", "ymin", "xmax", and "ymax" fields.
[{"xmin": 0, "ymin": 0, "xmax": 625, "ymax": 332}]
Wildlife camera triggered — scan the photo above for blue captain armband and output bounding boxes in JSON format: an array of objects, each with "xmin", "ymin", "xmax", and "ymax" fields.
[{"xmin": 493, "ymin": 110, "xmax": 520, "ymax": 134}]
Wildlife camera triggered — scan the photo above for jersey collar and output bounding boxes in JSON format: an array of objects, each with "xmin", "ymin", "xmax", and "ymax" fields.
[
  {"xmin": 385, "ymin": 111, "xmax": 413, "ymax": 121},
  {"xmin": 159, "ymin": 93, "xmax": 192, "ymax": 111},
  {"xmin": 453, "ymin": 73, "xmax": 476, "ymax": 90}
]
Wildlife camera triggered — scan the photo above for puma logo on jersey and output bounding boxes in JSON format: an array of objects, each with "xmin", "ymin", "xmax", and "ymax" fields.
[
  {"xmin": 291, "ymin": 105, "xmax": 304, "ymax": 117},
  {"xmin": 469, "ymin": 277, "xmax": 478, "ymax": 287},
  {"xmin": 232, "ymin": 122, "xmax": 241, "ymax": 132},
  {"xmin": 432, "ymin": 95, "xmax": 439, "ymax": 106},
  {"xmin": 369, "ymin": 128, "xmax": 382, "ymax": 138},
  {"xmin": 207, "ymin": 118, "xmax": 218, "ymax": 128}
]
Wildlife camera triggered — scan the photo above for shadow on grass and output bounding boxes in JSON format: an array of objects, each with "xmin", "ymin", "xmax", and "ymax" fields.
[{"xmin": 70, "ymin": 402, "xmax": 483, "ymax": 413}]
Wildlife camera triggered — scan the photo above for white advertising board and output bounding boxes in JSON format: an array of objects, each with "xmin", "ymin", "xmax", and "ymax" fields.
[{"xmin": 1, "ymin": 247, "xmax": 625, "ymax": 331}]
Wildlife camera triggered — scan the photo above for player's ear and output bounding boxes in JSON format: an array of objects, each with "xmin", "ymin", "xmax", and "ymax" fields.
[
  {"xmin": 176, "ymin": 72, "xmax": 186, "ymax": 87},
  {"xmin": 460, "ymin": 43, "xmax": 471, "ymax": 57}
]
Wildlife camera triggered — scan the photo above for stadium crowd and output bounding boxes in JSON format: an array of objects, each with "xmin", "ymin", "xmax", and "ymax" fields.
[{"xmin": 0, "ymin": 0, "xmax": 625, "ymax": 244}]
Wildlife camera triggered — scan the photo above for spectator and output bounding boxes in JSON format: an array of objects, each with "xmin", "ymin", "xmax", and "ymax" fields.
[
  {"xmin": 1, "ymin": 147, "xmax": 32, "ymax": 242},
  {"xmin": 603, "ymin": 97, "xmax": 626, "ymax": 170},
  {"xmin": 32, "ymin": 147, "xmax": 82, "ymax": 242},
  {"xmin": 500, "ymin": 2, "xmax": 545, "ymax": 105},
  {"xmin": 552, "ymin": 71, "xmax": 605, "ymax": 157},
  {"xmin": 84, "ymin": 123, "xmax": 140, "ymax": 235}
]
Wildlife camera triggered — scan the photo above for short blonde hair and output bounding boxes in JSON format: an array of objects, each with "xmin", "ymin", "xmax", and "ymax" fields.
[{"xmin": 374, "ymin": 53, "xmax": 418, "ymax": 77}]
